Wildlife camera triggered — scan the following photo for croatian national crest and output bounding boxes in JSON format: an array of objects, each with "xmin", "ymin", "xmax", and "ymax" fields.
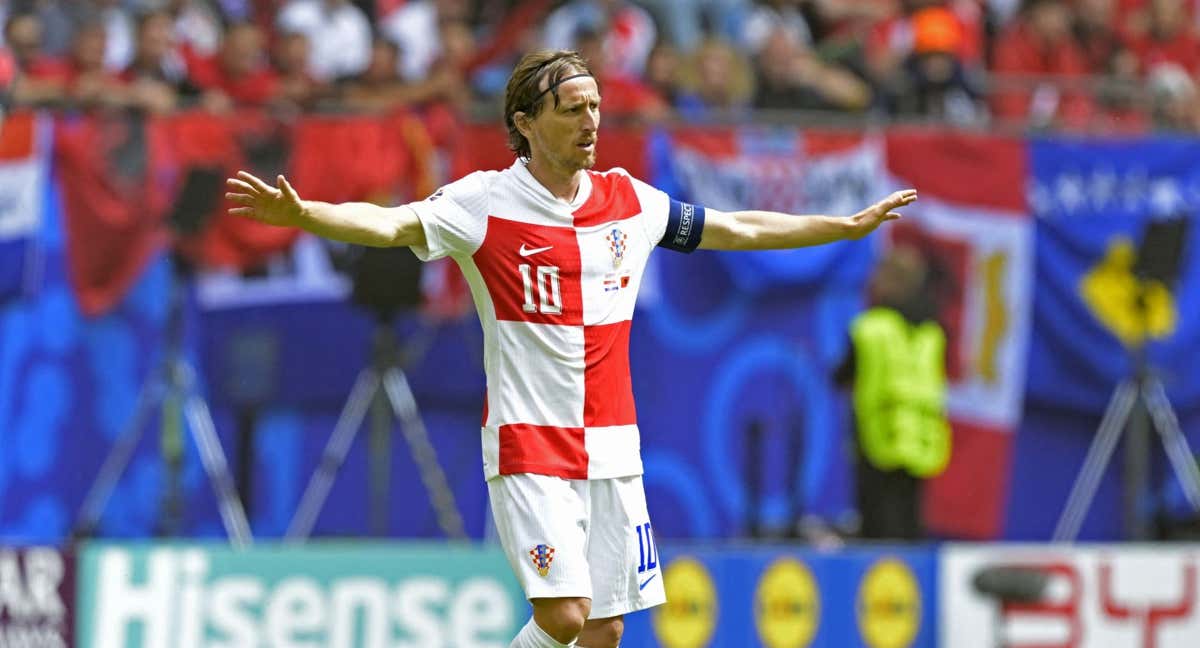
[
  {"xmin": 605, "ymin": 227, "xmax": 628, "ymax": 269},
  {"xmin": 529, "ymin": 544, "xmax": 555, "ymax": 577}
]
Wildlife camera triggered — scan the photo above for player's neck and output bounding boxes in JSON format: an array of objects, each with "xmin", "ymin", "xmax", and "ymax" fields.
[{"xmin": 525, "ymin": 157, "xmax": 584, "ymax": 203}]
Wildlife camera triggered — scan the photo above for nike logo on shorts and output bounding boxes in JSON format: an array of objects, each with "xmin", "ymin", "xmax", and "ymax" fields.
[
  {"xmin": 638, "ymin": 573, "xmax": 657, "ymax": 591},
  {"xmin": 519, "ymin": 244, "xmax": 553, "ymax": 257}
]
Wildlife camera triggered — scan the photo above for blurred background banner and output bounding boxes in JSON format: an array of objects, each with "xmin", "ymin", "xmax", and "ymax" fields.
[
  {"xmin": 941, "ymin": 543, "xmax": 1200, "ymax": 648},
  {"xmin": 648, "ymin": 127, "xmax": 883, "ymax": 290},
  {"xmin": 0, "ymin": 112, "xmax": 50, "ymax": 305},
  {"xmin": 885, "ymin": 130, "xmax": 1033, "ymax": 541},
  {"xmin": 1026, "ymin": 137, "xmax": 1200, "ymax": 413},
  {"xmin": 1006, "ymin": 138, "xmax": 1200, "ymax": 540}
]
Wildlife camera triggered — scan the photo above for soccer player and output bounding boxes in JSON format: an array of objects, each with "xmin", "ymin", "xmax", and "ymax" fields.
[{"xmin": 226, "ymin": 49, "xmax": 916, "ymax": 648}]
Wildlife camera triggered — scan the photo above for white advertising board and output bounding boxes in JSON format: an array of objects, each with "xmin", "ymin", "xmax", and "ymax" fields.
[{"xmin": 941, "ymin": 543, "xmax": 1200, "ymax": 648}]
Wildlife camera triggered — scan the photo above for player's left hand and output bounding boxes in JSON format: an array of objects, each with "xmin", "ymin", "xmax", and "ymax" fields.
[{"xmin": 847, "ymin": 189, "xmax": 917, "ymax": 239}]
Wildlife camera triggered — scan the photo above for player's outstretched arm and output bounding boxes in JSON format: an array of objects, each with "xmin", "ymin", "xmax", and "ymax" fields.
[
  {"xmin": 698, "ymin": 189, "xmax": 917, "ymax": 251},
  {"xmin": 225, "ymin": 170, "xmax": 426, "ymax": 248}
]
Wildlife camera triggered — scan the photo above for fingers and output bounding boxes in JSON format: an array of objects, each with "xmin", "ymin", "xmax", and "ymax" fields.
[
  {"xmin": 225, "ymin": 192, "xmax": 255, "ymax": 206},
  {"xmin": 228, "ymin": 206, "xmax": 256, "ymax": 217},
  {"xmin": 885, "ymin": 212, "xmax": 902, "ymax": 221},
  {"xmin": 277, "ymin": 174, "xmax": 300, "ymax": 203},
  {"xmin": 226, "ymin": 178, "xmax": 258, "ymax": 195},
  {"xmin": 890, "ymin": 189, "xmax": 918, "ymax": 206},
  {"xmin": 237, "ymin": 170, "xmax": 273, "ymax": 193}
]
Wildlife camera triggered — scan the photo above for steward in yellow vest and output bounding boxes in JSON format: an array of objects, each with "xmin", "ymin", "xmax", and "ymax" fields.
[
  {"xmin": 835, "ymin": 244, "xmax": 949, "ymax": 540},
  {"xmin": 850, "ymin": 307, "xmax": 951, "ymax": 478}
]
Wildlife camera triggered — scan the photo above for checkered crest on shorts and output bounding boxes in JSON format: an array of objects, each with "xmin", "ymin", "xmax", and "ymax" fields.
[{"xmin": 529, "ymin": 544, "xmax": 555, "ymax": 577}]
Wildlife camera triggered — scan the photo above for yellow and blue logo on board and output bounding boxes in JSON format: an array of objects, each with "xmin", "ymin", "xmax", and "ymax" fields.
[
  {"xmin": 652, "ymin": 557, "xmax": 718, "ymax": 648},
  {"xmin": 755, "ymin": 557, "xmax": 820, "ymax": 648},
  {"xmin": 857, "ymin": 557, "xmax": 921, "ymax": 648}
]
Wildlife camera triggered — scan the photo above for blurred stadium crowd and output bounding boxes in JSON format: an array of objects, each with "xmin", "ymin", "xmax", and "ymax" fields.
[{"xmin": 2, "ymin": 0, "xmax": 1200, "ymax": 133}]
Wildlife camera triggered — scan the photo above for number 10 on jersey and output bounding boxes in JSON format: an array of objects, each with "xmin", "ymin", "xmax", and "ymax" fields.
[
  {"xmin": 519, "ymin": 264, "xmax": 562, "ymax": 315},
  {"xmin": 637, "ymin": 522, "xmax": 657, "ymax": 573}
]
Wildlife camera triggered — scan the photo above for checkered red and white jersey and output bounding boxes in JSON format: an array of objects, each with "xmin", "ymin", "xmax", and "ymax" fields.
[{"xmin": 409, "ymin": 160, "xmax": 704, "ymax": 480}]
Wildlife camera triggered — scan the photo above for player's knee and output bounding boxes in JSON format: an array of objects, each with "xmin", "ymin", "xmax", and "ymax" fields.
[
  {"xmin": 580, "ymin": 616, "xmax": 624, "ymax": 648},
  {"xmin": 532, "ymin": 597, "xmax": 590, "ymax": 644}
]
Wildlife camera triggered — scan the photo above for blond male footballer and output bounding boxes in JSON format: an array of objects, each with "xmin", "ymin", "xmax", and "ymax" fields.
[{"xmin": 226, "ymin": 49, "xmax": 917, "ymax": 648}]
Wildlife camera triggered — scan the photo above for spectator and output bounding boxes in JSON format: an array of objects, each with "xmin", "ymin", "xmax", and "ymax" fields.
[
  {"xmin": 277, "ymin": 0, "xmax": 372, "ymax": 81},
  {"xmin": 30, "ymin": 18, "xmax": 128, "ymax": 108},
  {"xmin": 121, "ymin": 10, "xmax": 188, "ymax": 113},
  {"xmin": 188, "ymin": 21, "xmax": 279, "ymax": 108},
  {"xmin": 4, "ymin": 11, "xmax": 56, "ymax": 76},
  {"xmin": 1147, "ymin": 61, "xmax": 1199, "ymax": 131},
  {"xmin": 573, "ymin": 25, "xmax": 669, "ymax": 121},
  {"xmin": 429, "ymin": 18, "xmax": 476, "ymax": 109},
  {"xmin": 8, "ymin": 1, "xmax": 74, "ymax": 59},
  {"xmin": 123, "ymin": 10, "xmax": 187, "ymax": 87},
  {"xmin": 638, "ymin": 0, "xmax": 748, "ymax": 52},
  {"xmin": 164, "ymin": 0, "xmax": 223, "ymax": 61},
  {"xmin": 991, "ymin": 0, "xmax": 1093, "ymax": 129},
  {"xmin": 835, "ymin": 244, "xmax": 951, "ymax": 542},
  {"xmin": 675, "ymin": 37, "xmax": 756, "ymax": 119},
  {"xmin": 1124, "ymin": 0, "xmax": 1200, "ymax": 76},
  {"xmin": 882, "ymin": 5, "xmax": 986, "ymax": 124},
  {"xmin": 271, "ymin": 29, "xmax": 324, "ymax": 109},
  {"xmin": 752, "ymin": 25, "xmax": 873, "ymax": 112},
  {"xmin": 1075, "ymin": 0, "xmax": 1144, "ymax": 129},
  {"xmin": 339, "ymin": 30, "xmax": 464, "ymax": 113},
  {"xmin": 543, "ymin": 0, "xmax": 658, "ymax": 79},
  {"xmin": 743, "ymin": 0, "xmax": 814, "ymax": 54},
  {"xmin": 644, "ymin": 40, "xmax": 684, "ymax": 105},
  {"xmin": 380, "ymin": 0, "xmax": 470, "ymax": 81},
  {"xmin": 339, "ymin": 35, "xmax": 409, "ymax": 112},
  {"xmin": 866, "ymin": 1, "xmax": 984, "ymax": 81},
  {"xmin": 88, "ymin": 0, "xmax": 135, "ymax": 73},
  {"xmin": 1075, "ymin": 0, "xmax": 1135, "ymax": 74},
  {"xmin": 3, "ymin": 11, "xmax": 67, "ymax": 106}
]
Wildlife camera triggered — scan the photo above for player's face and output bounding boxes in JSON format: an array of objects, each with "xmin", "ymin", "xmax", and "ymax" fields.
[{"xmin": 526, "ymin": 76, "xmax": 601, "ymax": 174}]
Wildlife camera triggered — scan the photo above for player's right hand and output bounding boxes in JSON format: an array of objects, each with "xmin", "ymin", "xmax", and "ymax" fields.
[{"xmin": 225, "ymin": 170, "xmax": 306, "ymax": 228}]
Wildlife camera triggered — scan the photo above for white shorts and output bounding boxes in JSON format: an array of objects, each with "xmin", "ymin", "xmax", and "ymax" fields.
[{"xmin": 487, "ymin": 473, "xmax": 667, "ymax": 619}]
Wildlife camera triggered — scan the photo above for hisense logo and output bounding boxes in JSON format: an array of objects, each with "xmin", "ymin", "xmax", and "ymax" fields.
[{"xmin": 92, "ymin": 549, "xmax": 513, "ymax": 648}]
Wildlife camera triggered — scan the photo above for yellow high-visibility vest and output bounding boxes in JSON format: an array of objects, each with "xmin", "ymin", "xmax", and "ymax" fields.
[{"xmin": 850, "ymin": 307, "xmax": 951, "ymax": 478}]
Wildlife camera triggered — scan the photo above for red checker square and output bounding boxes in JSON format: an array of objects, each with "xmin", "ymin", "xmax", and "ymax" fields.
[
  {"xmin": 574, "ymin": 172, "xmax": 641, "ymax": 227},
  {"xmin": 584, "ymin": 320, "xmax": 637, "ymax": 427},
  {"xmin": 498, "ymin": 423, "xmax": 588, "ymax": 479},
  {"xmin": 474, "ymin": 216, "xmax": 583, "ymax": 325}
]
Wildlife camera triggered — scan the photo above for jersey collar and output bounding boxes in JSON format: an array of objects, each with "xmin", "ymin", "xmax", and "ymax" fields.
[{"xmin": 512, "ymin": 159, "xmax": 593, "ymax": 211}]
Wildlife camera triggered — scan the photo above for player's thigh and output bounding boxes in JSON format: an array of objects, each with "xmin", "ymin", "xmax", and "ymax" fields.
[
  {"xmin": 488, "ymin": 473, "xmax": 593, "ymax": 600},
  {"xmin": 585, "ymin": 475, "xmax": 666, "ymax": 619}
]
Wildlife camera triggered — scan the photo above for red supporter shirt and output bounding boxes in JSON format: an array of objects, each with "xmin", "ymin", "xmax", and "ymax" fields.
[
  {"xmin": 1126, "ymin": 29, "xmax": 1200, "ymax": 75},
  {"xmin": 991, "ymin": 23, "xmax": 1094, "ymax": 127},
  {"xmin": 187, "ymin": 55, "xmax": 279, "ymax": 105}
]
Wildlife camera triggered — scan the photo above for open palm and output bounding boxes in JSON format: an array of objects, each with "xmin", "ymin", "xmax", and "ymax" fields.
[
  {"xmin": 849, "ymin": 189, "xmax": 917, "ymax": 239},
  {"xmin": 225, "ymin": 170, "xmax": 306, "ymax": 228}
]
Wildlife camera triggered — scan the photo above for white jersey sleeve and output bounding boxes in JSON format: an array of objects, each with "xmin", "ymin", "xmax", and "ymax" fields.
[
  {"xmin": 625, "ymin": 172, "xmax": 706, "ymax": 253},
  {"xmin": 625, "ymin": 173, "xmax": 671, "ymax": 247},
  {"xmin": 407, "ymin": 170, "xmax": 492, "ymax": 261}
]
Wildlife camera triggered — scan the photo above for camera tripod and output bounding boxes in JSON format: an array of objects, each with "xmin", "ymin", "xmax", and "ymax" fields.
[
  {"xmin": 74, "ymin": 265, "xmax": 253, "ymax": 547},
  {"xmin": 285, "ymin": 321, "xmax": 467, "ymax": 540},
  {"xmin": 1052, "ymin": 357, "xmax": 1200, "ymax": 541}
]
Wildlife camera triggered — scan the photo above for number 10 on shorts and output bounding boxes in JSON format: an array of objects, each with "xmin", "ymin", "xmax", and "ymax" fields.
[{"xmin": 636, "ymin": 522, "xmax": 657, "ymax": 573}]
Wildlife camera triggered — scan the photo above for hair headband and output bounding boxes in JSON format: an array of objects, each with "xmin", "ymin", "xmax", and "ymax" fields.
[{"xmin": 529, "ymin": 73, "xmax": 594, "ymax": 108}]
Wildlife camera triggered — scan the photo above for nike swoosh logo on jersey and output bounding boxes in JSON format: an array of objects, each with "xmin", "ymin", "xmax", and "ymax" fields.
[
  {"xmin": 519, "ymin": 244, "xmax": 553, "ymax": 257},
  {"xmin": 638, "ymin": 573, "xmax": 658, "ymax": 591}
]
